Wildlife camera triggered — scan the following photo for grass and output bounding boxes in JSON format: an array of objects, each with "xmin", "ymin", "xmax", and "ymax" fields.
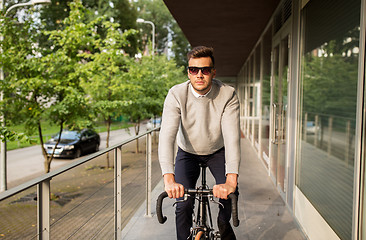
[{"xmin": 6, "ymin": 121, "xmax": 133, "ymax": 151}]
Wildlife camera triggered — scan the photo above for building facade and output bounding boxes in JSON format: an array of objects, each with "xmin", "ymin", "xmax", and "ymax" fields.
[
  {"xmin": 237, "ymin": 0, "xmax": 365, "ymax": 239},
  {"xmin": 164, "ymin": 0, "xmax": 366, "ymax": 239}
]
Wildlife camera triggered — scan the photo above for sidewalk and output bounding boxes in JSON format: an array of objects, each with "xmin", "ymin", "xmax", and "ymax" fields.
[{"xmin": 122, "ymin": 138, "xmax": 308, "ymax": 240}]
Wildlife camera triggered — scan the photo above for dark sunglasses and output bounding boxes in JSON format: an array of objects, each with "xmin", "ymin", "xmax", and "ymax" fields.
[{"xmin": 188, "ymin": 66, "xmax": 214, "ymax": 75}]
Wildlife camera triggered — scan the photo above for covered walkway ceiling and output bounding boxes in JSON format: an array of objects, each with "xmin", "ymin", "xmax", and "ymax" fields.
[{"xmin": 163, "ymin": 0, "xmax": 280, "ymax": 79}]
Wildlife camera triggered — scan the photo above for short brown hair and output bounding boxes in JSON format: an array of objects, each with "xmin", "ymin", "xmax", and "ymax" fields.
[{"xmin": 187, "ymin": 46, "xmax": 215, "ymax": 67}]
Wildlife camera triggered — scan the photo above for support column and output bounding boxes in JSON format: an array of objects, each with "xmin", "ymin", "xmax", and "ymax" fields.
[
  {"xmin": 114, "ymin": 147, "xmax": 122, "ymax": 239},
  {"xmin": 145, "ymin": 132, "xmax": 152, "ymax": 217},
  {"xmin": 37, "ymin": 180, "xmax": 50, "ymax": 240}
]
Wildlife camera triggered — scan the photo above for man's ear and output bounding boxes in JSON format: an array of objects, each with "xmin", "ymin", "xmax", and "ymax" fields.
[{"xmin": 187, "ymin": 68, "xmax": 192, "ymax": 79}]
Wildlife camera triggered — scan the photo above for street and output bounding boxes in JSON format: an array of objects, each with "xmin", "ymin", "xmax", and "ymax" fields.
[{"xmin": 7, "ymin": 125, "xmax": 146, "ymax": 187}]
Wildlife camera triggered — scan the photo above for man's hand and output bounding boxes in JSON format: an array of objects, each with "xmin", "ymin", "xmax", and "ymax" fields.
[
  {"xmin": 163, "ymin": 173, "xmax": 185, "ymax": 199},
  {"xmin": 213, "ymin": 173, "xmax": 238, "ymax": 199}
]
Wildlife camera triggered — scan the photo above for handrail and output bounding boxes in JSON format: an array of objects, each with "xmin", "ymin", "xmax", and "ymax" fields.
[
  {"xmin": 0, "ymin": 127, "xmax": 159, "ymax": 201},
  {"xmin": 0, "ymin": 126, "xmax": 160, "ymax": 240}
]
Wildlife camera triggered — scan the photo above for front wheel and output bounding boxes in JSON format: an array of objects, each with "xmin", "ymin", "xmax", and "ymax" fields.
[
  {"xmin": 95, "ymin": 143, "xmax": 99, "ymax": 152},
  {"xmin": 74, "ymin": 148, "xmax": 81, "ymax": 159},
  {"xmin": 194, "ymin": 231, "xmax": 204, "ymax": 240}
]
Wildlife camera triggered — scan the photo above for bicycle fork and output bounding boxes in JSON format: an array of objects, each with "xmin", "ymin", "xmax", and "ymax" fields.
[{"xmin": 188, "ymin": 166, "xmax": 221, "ymax": 240}]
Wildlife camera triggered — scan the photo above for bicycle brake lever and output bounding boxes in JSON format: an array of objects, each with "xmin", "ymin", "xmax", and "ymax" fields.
[
  {"xmin": 173, "ymin": 194, "xmax": 190, "ymax": 206},
  {"xmin": 173, "ymin": 199, "xmax": 185, "ymax": 207},
  {"xmin": 210, "ymin": 196, "xmax": 224, "ymax": 208}
]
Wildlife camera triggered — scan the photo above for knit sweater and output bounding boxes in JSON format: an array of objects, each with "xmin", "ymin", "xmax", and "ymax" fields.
[{"xmin": 158, "ymin": 79, "xmax": 241, "ymax": 175}]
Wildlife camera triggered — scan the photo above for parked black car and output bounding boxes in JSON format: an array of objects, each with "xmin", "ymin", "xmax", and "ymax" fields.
[{"xmin": 44, "ymin": 129, "xmax": 100, "ymax": 159}]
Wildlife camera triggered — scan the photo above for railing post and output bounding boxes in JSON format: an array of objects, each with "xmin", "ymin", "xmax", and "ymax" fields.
[
  {"xmin": 303, "ymin": 113, "xmax": 308, "ymax": 141},
  {"xmin": 327, "ymin": 117, "xmax": 333, "ymax": 157},
  {"xmin": 345, "ymin": 120, "xmax": 351, "ymax": 166},
  {"xmin": 114, "ymin": 147, "xmax": 122, "ymax": 239},
  {"xmin": 37, "ymin": 179, "xmax": 50, "ymax": 240},
  {"xmin": 145, "ymin": 132, "xmax": 152, "ymax": 217},
  {"xmin": 314, "ymin": 115, "xmax": 319, "ymax": 147}
]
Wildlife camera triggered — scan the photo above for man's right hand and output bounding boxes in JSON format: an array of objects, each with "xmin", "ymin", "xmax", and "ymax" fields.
[{"xmin": 163, "ymin": 173, "xmax": 185, "ymax": 199}]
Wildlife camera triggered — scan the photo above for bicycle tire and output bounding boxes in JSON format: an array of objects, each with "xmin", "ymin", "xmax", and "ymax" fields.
[{"xmin": 194, "ymin": 230, "xmax": 205, "ymax": 240}]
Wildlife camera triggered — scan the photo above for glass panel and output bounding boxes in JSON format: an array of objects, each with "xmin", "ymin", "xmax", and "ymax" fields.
[
  {"xmin": 297, "ymin": 0, "xmax": 360, "ymax": 239},
  {"xmin": 254, "ymin": 47, "xmax": 261, "ymax": 144},
  {"xmin": 239, "ymin": 85, "xmax": 245, "ymax": 117},
  {"xmin": 248, "ymin": 58, "xmax": 253, "ymax": 137},
  {"xmin": 49, "ymin": 140, "xmax": 160, "ymax": 238},
  {"xmin": 277, "ymin": 36, "xmax": 289, "ymax": 191},
  {"xmin": 271, "ymin": 45, "xmax": 280, "ymax": 179},
  {"xmin": 243, "ymin": 65, "xmax": 248, "ymax": 134},
  {"xmin": 261, "ymin": 28, "xmax": 272, "ymax": 166},
  {"xmin": 0, "ymin": 186, "xmax": 38, "ymax": 239}
]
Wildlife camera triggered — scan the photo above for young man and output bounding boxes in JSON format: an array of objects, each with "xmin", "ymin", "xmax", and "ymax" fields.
[{"xmin": 158, "ymin": 46, "xmax": 241, "ymax": 240}]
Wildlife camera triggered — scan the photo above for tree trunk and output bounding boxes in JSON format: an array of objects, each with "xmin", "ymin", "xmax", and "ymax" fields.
[
  {"xmin": 44, "ymin": 158, "xmax": 52, "ymax": 174},
  {"xmin": 40, "ymin": 121, "xmax": 63, "ymax": 173},
  {"xmin": 106, "ymin": 117, "xmax": 111, "ymax": 168},
  {"xmin": 39, "ymin": 122, "xmax": 48, "ymax": 172}
]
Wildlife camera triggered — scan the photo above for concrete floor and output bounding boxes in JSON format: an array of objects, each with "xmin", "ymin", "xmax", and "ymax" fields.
[{"xmin": 122, "ymin": 138, "xmax": 308, "ymax": 240}]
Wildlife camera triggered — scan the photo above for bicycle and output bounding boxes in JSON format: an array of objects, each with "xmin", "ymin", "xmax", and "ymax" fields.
[{"xmin": 156, "ymin": 163, "xmax": 240, "ymax": 240}]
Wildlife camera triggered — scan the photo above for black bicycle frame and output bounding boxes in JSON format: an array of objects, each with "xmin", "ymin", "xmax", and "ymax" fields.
[
  {"xmin": 156, "ymin": 165, "xmax": 239, "ymax": 239},
  {"xmin": 192, "ymin": 165, "xmax": 213, "ymax": 238}
]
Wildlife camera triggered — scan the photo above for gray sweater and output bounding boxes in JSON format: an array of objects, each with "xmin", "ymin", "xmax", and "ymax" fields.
[{"xmin": 158, "ymin": 79, "xmax": 241, "ymax": 175}]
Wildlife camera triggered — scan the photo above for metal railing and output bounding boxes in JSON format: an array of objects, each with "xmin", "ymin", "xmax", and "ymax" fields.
[{"xmin": 0, "ymin": 127, "xmax": 160, "ymax": 240}]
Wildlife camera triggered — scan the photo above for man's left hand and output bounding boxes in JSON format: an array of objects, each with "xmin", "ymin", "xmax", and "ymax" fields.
[{"xmin": 213, "ymin": 173, "xmax": 238, "ymax": 199}]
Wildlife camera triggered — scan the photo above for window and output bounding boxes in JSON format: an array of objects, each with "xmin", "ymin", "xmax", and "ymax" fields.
[{"xmin": 297, "ymin": 0, "xmax": 361, "ymax": 239}]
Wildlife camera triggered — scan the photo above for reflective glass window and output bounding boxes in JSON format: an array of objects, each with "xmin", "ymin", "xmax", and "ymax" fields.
[
  {"xmin": 297, "ymin": 0, "xmax": 361, "ymax": 239},
  {"xmin": 261, "ymin": 28, "xmax": 272, "ymax": 166}
]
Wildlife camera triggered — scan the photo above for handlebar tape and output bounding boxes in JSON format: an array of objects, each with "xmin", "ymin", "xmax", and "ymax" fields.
[
  {"xmin": 228, "ymin": 193, "xmax": 240, "ymax": 227},
  {"xmin": 156, "ymin": 191, "xmax": 239, "ymax": 227},
  {"xmin": 156, "ymin": 191, "xmax": 168, "ymax": 224}
]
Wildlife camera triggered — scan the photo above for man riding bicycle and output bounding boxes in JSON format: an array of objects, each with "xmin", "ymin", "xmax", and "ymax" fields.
[{"xmin": 158, "ymin": 46, "xmax": 241, "ymax": 240}]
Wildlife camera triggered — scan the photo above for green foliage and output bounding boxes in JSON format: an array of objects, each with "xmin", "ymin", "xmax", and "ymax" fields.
[
  {"xmin": 1, "ymin": 0, "xmax": 187, "ymax": 169},
  {"xmin": 0, "ymin": 126, "xmax": 34, "ymax": 143},
  {"xmin": 39, "ymin": 0, "xmax": 139, "ymax": 55},
  {"xmin": 302, "ymin": 53, "xmax": 358, "ymax": 120},
  {"xmin": 77, "ymin": 15, "xmax": 138, "ymax": 142},
  {"xmin": 0, "ymin": 12, "xmax": 44, "ymax": 133},
  {"xmin": 121, "ymin": 55, "xmax": 185, "ymax": 124},
  {"xmin": 135, "ymin": 0, "xmax": 190, "ymax": 69}
]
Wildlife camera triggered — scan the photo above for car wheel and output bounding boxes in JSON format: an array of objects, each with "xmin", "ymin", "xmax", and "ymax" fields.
[
  {"xmin": 74, "ymin": 148, "xmax": 81, "ymax": 159},
  {"xmin": 95, "ymin": 143, "xmax": 100, "ymax": 152}
]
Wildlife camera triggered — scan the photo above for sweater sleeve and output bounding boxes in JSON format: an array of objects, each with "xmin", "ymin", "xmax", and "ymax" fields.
[
  {"xmin": 221, "ymin": 90, "xmax": 241, "ymax": 175},
  {"xmin": 158, "ymin": 89, "xmax": 181, "ymax": 175}
]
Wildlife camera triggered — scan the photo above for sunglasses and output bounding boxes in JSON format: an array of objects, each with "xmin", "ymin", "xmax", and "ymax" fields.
[{"xmin": 188, "ymin": 66, "xmax": 214, "ymax": 75}]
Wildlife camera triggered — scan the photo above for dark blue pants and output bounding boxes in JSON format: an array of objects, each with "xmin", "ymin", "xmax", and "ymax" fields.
[{"xmin": 174, "ymin": 147, "xmax": 238, "ymax": 240}]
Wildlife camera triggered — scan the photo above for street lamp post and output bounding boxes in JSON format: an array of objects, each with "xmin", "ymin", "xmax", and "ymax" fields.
[
  {"xmin": 136, "ymin": 18, "xmax": 155, "ymax": 56},
  {"xmin": 0, "ymin": 0, "xmax": 51, "ymax": 192}
]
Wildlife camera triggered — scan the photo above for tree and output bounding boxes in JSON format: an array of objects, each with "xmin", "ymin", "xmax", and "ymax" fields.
[
  {"xmin": 39, "ymin": 0, "xmax": 139, "ymax": 56},
  {"xmin": 1, "ymin": 0, "xmax": 94, "ymax": 173},
  {"xmin": 78, "ymin": 19, "xmax": 138, "ymax": 167},
  {"xmin": 302, "ymin": 54, "xmax": 358, "ymax": 119},
  {"xmin": 121, "ymin": 55, "xmax": 185, "ymax": 153},
  {"xmin": 0, "ymin": 8, "xmax": 48, "ymax": 148},
  {"xmin": 135, "ymin": 0, "xmax": 190, "ymax": 69},
  {"xmin": 302, "ymin": 32, "xmax": 359, "ymax": 150}
]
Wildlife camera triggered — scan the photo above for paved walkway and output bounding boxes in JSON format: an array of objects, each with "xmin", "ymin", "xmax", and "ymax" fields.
[{"xmin": 122, "ymin": 138, "xmax": 308, "ymax": 240}]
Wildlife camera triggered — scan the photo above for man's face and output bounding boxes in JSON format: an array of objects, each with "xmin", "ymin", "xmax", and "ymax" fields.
[{"xmin": 188, "ymin": 57, "xmax": 216, "ymax": 95}]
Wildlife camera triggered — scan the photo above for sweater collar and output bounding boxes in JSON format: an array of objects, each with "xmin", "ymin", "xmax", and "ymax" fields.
[{"xmin": 189, "ymin": 83, "xmax": 212, "ymax": 98}]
